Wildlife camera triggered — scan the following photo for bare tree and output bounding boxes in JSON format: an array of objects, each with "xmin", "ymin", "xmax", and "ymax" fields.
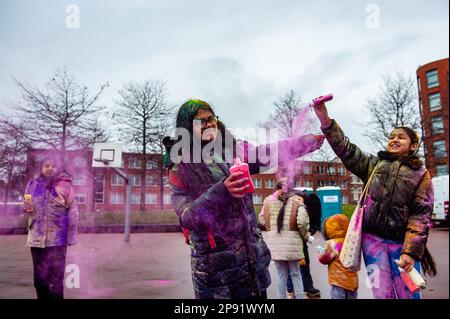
[
  {"xmin": 148, "ymin": 119, "xmax": 174, "ymax": 209},
  {"xmin": 363, "ymin": 71, "xmax": 422, "ymax": 152},
  {"xmin": 112, "ymin": 80, "xmax": 171, "ymax": 211},
  {"xmin": 259, "ymin": 90, "xmax": 304, "ymax": 139},
  {"xmin": 74, "ymin": 117, "xmax": 110, "ymax": 150},
  {"xmin": 0, "ymin": 118, "xmax": 30, "ymax": 210},
  {"xmin": 13, "ymin": 68, "xmax": 108, "ymax": 162}
]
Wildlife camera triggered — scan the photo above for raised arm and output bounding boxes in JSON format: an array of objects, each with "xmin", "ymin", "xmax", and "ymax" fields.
[
  {"xmin": 313, "ymin": 102, "xmax": 378, "ymax": 182},
  {"xmin": 236, "ymin": 134, "xmax": 324, "ymax": 175}
]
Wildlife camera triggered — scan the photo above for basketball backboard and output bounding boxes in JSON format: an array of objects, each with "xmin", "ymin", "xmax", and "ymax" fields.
[{"xmin": 92, "ymin": 143, "xmax": 123, "ymax": 168}]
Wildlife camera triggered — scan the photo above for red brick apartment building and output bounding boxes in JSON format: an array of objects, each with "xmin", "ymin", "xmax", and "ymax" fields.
[
  {"xmin": 26, "ymin": 149, "xmax": 363, "ymax": 213},
  {"xmin": 417, "ymin": 58, "xmax": 449, "ymax": 177},
  {"xmin": 26, "ymin": 149, "xmax": 172, "ymax": 213},
  {"xmin": 251, "ymin": 159, "xmax": 363, "ymax": 206}
]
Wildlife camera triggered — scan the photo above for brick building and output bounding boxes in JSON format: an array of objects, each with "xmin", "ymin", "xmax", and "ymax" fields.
[
  {"xmin": 26, "ymin": 148, "xmax": 171, "ymax": 213},
  {"xmin": 25, "ymin": 149, "xmax": 363, "ymax": 213},
  {"xmin": 250, "ymin": 158, "xmax": 363, "ymax": 206},
  {"xmin": 416, "ymin": 58, "xmax": 449, "ymax": 177}
]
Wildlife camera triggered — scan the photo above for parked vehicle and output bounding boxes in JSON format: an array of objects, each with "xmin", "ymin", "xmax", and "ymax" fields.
[{"xmin": 431, "ymin": 175, "xmax": 449, "ymax": 227}]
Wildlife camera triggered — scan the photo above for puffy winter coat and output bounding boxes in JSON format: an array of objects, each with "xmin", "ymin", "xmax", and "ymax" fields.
[
  {"xmin": 322, "ymin": 120, "xmax": 433, "ymax": 260},
  {"xmin": 318, "ymin": 214, "xmax": 358, "ymax": 292},
  {"xmin": 259, "ymin": 192, "xmax": 310, "ymax": 261},
  {"xmin": 23, "ymin": 172, "xmax": 78, "ymax": 248},
  {"xmin": 170, "ymin": 157, "xmax": 272, "ymax": 299}
]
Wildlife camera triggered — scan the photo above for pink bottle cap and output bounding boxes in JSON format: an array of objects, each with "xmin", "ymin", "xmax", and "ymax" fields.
[{"xmin": 310, "ymin": 94, "xmax": 333, "ymax": 107}]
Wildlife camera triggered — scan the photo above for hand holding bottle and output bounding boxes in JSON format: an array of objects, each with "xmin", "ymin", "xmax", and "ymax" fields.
[
  {"xmin": 23, "ymin": 194, "xmax": 33, "ymax": 213},
  {"xmin": 311, "ymin": 94, "xmax": 333, "ymax": 128}
]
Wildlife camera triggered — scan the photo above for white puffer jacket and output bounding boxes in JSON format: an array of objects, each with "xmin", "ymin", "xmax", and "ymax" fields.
[{"xmin": 259, "ymin": 192, "xmax": 310, "ymax": 261}]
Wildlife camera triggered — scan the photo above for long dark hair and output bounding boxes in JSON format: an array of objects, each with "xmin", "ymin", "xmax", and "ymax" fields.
[
  {"xmin": 171, "ymin": 99, "xmax": 236, "ymax": 198},
  {"xmin": 276, "ymin": 180, "xmax": 294, "ymax": 233},
  {"xmin": 421, "ymin": 247, "xmax": 437, "ymax": 277},
  {"xmin": 304, "ymin": 193, "xmax": 322, "ymax": 235}
]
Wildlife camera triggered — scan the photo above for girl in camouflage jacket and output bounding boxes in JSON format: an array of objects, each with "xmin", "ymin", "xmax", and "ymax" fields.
[{"xmin": 313, "ymin": 99, "xmax": 436, "ymax": 299}]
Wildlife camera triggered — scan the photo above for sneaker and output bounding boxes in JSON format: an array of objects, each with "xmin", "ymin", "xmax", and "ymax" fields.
[
  {"xmin": 287, "ymin": 292, "xmax": 295, "ymax": 299},
  {"xmin": 305, "ymin": 288, "xmax": 321, "ymax": 297}
]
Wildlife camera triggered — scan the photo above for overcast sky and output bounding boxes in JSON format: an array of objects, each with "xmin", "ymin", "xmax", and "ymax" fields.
[{"xmin": 0, "ymin": 0, "xmax": 448, "ymax": 154}]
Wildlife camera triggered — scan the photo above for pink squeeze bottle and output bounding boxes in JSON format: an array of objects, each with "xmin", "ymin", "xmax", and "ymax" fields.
[
  {"xmin": 229, "ymin": 158, "xmax": 255, "ymax": 194},
  {"xmin": 395, "ymin": 260, "xmax": 426, "ymax": 293},
  {"xmin": 310, "ymin": 94, "xmax": 334, "ymax": 107}
]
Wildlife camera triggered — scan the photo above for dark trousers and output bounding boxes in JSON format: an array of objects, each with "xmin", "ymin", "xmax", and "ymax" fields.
[
  {"xmin": 287, "ymin": 241, "xmax": 314, "ymax": 293},
  {"xmin": 30, "ymin": 246, "xmax": 67, "ymax": 300}
]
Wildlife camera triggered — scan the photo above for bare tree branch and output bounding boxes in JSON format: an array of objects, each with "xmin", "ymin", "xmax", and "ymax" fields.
[
  {"xmin": 362, "ymin": 71, "xmax": 423, "ymax": 156},
  {"xmin": 112, "ymin": 80, "xmax": 173, "ymax": 210},
  {"xmin": 12, "ymin": 67, "xmax": 108, "ymax": 161}
]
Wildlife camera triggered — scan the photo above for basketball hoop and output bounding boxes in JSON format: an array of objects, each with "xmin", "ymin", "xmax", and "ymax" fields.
[
  {"xmin": 94, "ymin": 158, "xmax": 113, "ymax": 167},
  {"xmin": 92, "ymin": 142, "xmax": 130, "ymax": 242}
]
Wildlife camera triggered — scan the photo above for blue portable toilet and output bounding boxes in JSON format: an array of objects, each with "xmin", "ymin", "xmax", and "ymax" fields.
[{"xmin": 316, "ymin": 186, "xmax": 342, "ymax": 225}]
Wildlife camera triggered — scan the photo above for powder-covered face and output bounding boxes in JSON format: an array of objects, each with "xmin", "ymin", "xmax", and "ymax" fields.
[
  {"xmin": 193, "ymin": 108, "xmax": 218, "ymax": 142},
  {"xmin": 386, "ymin": 128, "xmax": 418, "ymax": 156},
  {"xmin": 41, "ymin": 161, "xmax": 59, "ymax": 177}
]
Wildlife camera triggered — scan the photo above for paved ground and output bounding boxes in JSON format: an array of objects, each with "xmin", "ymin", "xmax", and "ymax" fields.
[{"xmin": 0, "ymin": 228, "xmax": 448, "ymax": 299}]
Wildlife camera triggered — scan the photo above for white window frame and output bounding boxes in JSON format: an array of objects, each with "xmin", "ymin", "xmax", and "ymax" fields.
[
  {"xmin": 131, "ymin": 193, "xmax": 141, "ymax": 205},
  {"xmin": 253, "ymin": 178, "xmax": 262, "ymax": 189},
  {"xmin": 429, "ymin": 93, "xmax": 441, "ymax": 112},
  {"xmin": 163, "ymin": 176, "xmax": 169, "ymax": 187},
  {"xmin": 163, "ymin": 193, "xmax": 172, "ymax": 204},
  {"xmin": 265, "ymin": 179, "xmax": 274, "ymax": 189},
  {"xmin": 145, "ymin": 175, "xmax": 158, "ymax": 187},
  {"xmin": 129, "ymin": 158, "xmax": 142, "ymax": 169},
  {"xmin": 303, "ymin": 165, "xmax": 311, "ymax": 175},
  {"xmin": 431, "ymin": 116, "xmax": 444, "ymax": 135},
  {"xmin": 252, "ymin": 194, "xmax": 262, "ymax": 204},
  {"xmin": 111, "ymin": 174, "xmax": 125, "ymax": 186},
  {"xmin": 130, "ymin": 175, "xmax": 141, "ymax": 187},
  {"xmin": 110, "ymin": 192, "xmax": 123, "ymax": 204},
  {"xmin": 426, "ymin": 69, "xmax": 439, "ymax": 88},
  {"xmin": 145, "ymin": 193, "xmax": 157, "ymax": 204},
  {"xmin": 352, "ymin": 190, "xmax": 360, "ymax": 202},
  {"xmin": 146, "ymin": 159, "xmax": 159, "ymax": 169},
  {"xmin": 76, "ymin": 193, "xmax": 86, "ymax": 204},
  {"xmin": 433, "ymin": 140, "xmax": 447, "ymax": 159},
  {"xmin": 329, "ymin": 166, "xmax": 336, "ymax": 175},
  {"xmin": 73, "ymin": 175, "xmax": 86, "ymax": 186}
]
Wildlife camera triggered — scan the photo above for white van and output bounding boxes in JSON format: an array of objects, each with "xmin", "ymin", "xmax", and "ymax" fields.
[{"xmin": 431, "ymin": 175, "xmax": 449, "ymax": 227}]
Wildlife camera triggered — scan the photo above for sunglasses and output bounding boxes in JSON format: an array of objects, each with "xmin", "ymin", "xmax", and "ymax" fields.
[{"xmin": 193, "ymin": 115, "xmax": 219, "ymax": 128}]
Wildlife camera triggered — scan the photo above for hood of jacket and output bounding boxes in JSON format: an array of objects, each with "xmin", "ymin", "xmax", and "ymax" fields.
[{"xmin": 323, "ymin": 214, "xmax": 349, "ymax": 240}]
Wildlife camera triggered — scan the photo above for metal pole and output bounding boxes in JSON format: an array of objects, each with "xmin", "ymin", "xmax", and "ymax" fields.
[
  {"xmin": 124, "ymin": 176, "xmax": 131, "ymax": 242},
  {"xmin": 111, "ymin": 167, "xmax": 131, "ymax": 242}
]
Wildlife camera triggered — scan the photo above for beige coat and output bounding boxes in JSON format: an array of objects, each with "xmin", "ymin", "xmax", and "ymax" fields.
[{"xmin": 259, "ymin": 192, "xmax": 310, "ymax": 261}]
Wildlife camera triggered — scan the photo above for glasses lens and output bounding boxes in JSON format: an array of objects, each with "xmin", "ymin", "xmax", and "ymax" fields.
[{"xmin": 208, "ymin": 116, "xmax": 218, "ymax": 125}]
